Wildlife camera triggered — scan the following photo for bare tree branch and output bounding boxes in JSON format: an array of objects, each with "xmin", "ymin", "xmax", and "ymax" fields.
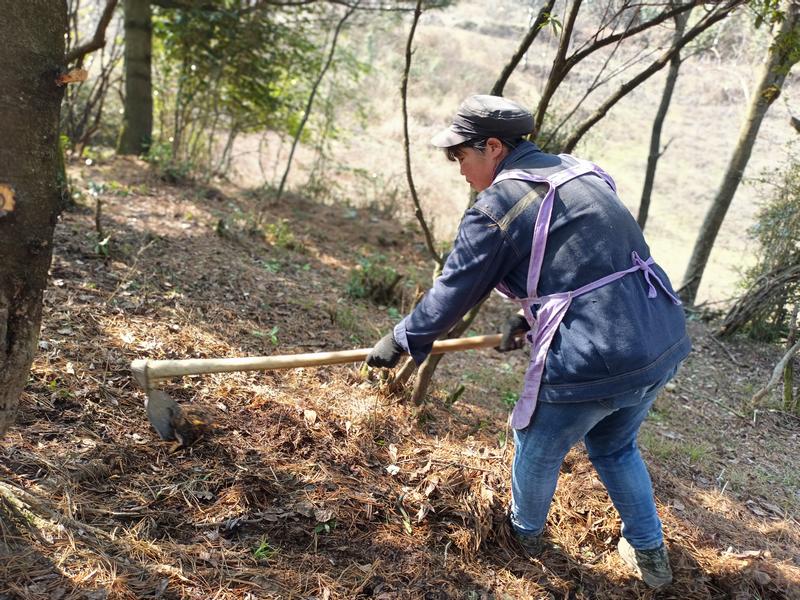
[
  {"xmin": 534, "ymin": 0, "xmax": 584, "ymax": 134},
  {"xmin": 534, "ymin": 0, "xmax": 707, "ymax": 132},
  {"xmin": 64, "ymin": 0, "xmax": 120, "ymax": 65},
  {"xmin": 569, "ymin": 0, "xmax": 702, "ymax": 66},
  {"xmin": 637, "ymin": 4, "xmax": 691, "ymax": 229},
  {"xmin": 491, "ymin": 0, "xmax": 557, "ymax": 97},
  {"xmin": 67, "ymin": 0, "xmax": 82, "ymax": 51},
  {"xmin": 542, "ymin": 10, "xmax": 644, "ymax": 148},
  {"xmin": 401, "ymin": 0, "xmax": 442, "ymax": 267},
  {"xmin": 562, "ymin": 2, "xmax": 741, "ymax": 152},
  {"xmin": 152, "ymin": 0, "xmax": 435, "ymax": 13}
]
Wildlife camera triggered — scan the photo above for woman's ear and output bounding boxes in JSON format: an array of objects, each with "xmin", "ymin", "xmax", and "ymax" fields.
[{"xmin": 486, "ymin": 137, "xmax": 506, "ymax": 158}]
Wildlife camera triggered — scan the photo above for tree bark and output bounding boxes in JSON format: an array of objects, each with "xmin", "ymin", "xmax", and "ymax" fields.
[
  {"xmin": 410, "ymin": 297, "xmax": 488, "ymax": 404},
  {"xmin": 0, "ymin": 1, "xmax": 68, "ymax": 436},
  {"xmin": 637, "ymin": 7, "xmax": 690, "ymax": 230},
  {"xmin": 117, "ymin": 0, "xmax": 153, "ymax": 155},
  {"xmin": 681, "ymin": 0, "xmax": 800, "ymax": 305}
]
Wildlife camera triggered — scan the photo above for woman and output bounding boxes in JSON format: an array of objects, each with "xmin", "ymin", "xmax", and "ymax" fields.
[{"xmin": 366, "ymin": 94, "xmax": 690, "ymax": 589}]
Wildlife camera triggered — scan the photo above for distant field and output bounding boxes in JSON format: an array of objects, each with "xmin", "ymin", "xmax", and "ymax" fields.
[{"xmin": 231, "ymin": 0, "xmax": 797, "ymax": 305}]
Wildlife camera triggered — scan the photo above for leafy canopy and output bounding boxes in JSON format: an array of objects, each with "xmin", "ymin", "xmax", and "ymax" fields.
[{"xmin": 153, "ymin": 2, "xmax": 324, "ymax": 135}]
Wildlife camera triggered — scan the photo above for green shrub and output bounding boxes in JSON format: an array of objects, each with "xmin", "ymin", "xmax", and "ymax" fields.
[
  {"xmin": 263, "ymin": 219, "xmax": 300, "ymax": 250},
  {"xmin": 734, "ymin": 155, "xmax": 800, "ymax": 340},
  {"xmin": 145, "ymin": 141, "xmax": 194, "ymax": 184},
  {"xmin": 346, "ymin": 253, "xmax": 402, "ymax": 305},
  {"xmin": 252, "ymin": 539, "xmax": 277, "ymax": 560},
  {"xmin": 501, "ymin": 390, "xmax": 519, "ymax": 411}
]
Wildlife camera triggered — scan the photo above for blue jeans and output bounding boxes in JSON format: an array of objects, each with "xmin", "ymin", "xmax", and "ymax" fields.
[{"xmin": 510, "ymin": 371, "xmax": 674, "ymax": 551}]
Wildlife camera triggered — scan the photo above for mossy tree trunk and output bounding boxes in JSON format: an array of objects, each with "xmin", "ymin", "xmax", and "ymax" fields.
[
  {"xmin": 0, "ymin": 1, "xmax": 68, "ymax": 436},
  {"xmin": 117, "ymin": 0, "xmax": 153, "ymax": 155}
]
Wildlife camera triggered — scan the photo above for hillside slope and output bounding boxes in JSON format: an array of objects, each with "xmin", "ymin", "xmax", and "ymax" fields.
[{"xmin": 0, "ymin": 157, "xmax": 798, "ymax": 599}]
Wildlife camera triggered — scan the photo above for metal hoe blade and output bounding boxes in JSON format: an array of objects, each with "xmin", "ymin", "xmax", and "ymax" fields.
[{"xmin": 131, "ymin": 359, "xmax": 185, "ymax": 441}]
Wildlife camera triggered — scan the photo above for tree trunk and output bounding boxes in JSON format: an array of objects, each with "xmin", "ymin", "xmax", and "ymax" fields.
[
  {"xmin": 637, "ymin": 8, "xmax": 690, "ymax": 230},
  {"xmin": 0, "ymin": 1, "xmax": 67, "ymax": 436},
  {"xmin": 117, "ymin": 0, "xmax": 152, "ymax": 155},
  {"xmin": 491, "ymin": 0, "xmax": 556, "ymax": 97},
  {"xmin": 533, "ymin": 0, "xmax": 583, "ymax": 135},
  {"xmin": 681, "ymin": 1, "xmax": 800, "ymax": 305},
  {"xmin": 410, "ymin": 297, "xmax": 488, "ymax": 405}
]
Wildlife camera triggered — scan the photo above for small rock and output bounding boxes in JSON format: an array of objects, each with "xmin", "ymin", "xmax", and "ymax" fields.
[
  {"xmin": 314, "ymin": 507, "xmax": 334, "ymax": 522},
  {"xmin": 303, "ymin": 409, "xmax": 317, "ymax": 426},
  {"xmin": 753, "ymin": 570, "xmax": 771, "ymax": 586}
]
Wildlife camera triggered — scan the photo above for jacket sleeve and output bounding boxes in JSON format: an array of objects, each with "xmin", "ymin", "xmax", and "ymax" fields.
[{"xmin": 393, "ymin": 207, "xmax": 520, "ymax": 365}]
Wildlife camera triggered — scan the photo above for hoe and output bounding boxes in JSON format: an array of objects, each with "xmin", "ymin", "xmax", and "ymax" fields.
[{"xmin": 131, "ymin": 333, "xmax": 508, "ymax": 444}]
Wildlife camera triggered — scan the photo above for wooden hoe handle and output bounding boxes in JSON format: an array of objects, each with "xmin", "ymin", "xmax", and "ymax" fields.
[{"xmin": 131, "ymin": 333, "xmax": 504, "ymax": 384}]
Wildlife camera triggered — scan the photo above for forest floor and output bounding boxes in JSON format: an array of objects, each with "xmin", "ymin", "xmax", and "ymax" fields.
[{"xmin": 1, "ymin": 156, "xmax": 798, "ymax": 600}]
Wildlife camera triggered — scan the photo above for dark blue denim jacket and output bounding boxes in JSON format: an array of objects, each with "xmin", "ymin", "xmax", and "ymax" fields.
[{"xmin": 394, "ymin": 141, "xmax": 690, "ymax": 403}]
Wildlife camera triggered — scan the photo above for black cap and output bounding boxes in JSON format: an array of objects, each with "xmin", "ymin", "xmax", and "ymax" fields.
[{"xmin": 430, "ymin": 94, "xmax": 534, "ymax": 148}]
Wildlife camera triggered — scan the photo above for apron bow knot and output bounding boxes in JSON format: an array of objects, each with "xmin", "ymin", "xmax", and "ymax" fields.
[{"xmin": 631, "ymin": 251, "xmax": 682, "ymax": 305}]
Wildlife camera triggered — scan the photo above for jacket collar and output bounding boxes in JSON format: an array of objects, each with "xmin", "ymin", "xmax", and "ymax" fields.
[{"xmin": 494, "ymin": 140, "xmax": 541, "ymax": 177}]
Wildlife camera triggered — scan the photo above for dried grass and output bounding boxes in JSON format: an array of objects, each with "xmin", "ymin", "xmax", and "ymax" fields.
[{"xmin": 0, "ymin": 156, "xmax": 797, "ymax": 599}]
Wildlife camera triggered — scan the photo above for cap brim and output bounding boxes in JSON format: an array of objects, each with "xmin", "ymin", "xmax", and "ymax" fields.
[{"xmin": 430, "ymin": 127, "xmax": 471, "ymax": 148}]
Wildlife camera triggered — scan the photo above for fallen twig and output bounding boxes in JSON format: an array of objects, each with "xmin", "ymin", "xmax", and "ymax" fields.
[
  {"xmin": 708, "ymin": 334, "xmax": 746, "ymax": 368},
  {"xmin": 106, "ymin": 238, "xmax": 155, "ymax": 303},
  {"xmin": 700, "ymin": 393, "xmax": 748, "ymax": 420}
]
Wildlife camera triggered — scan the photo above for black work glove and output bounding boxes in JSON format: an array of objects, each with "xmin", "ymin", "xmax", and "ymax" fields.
[
  {"xmin": 497, "ymin": 313, "xmax": 530, "ymax": 352},
  {"xmin": 366, "ymin": 332, "xmax": 405, "ymax": 368}
]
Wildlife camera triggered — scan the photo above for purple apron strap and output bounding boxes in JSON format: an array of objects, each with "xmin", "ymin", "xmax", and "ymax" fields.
[
  {"xmin": 492, "ymin": 169, "xmax": 549, "ymax": 185},
  {"xmin": 510, "ymin": 293, "xmax": 572, "ymax": 429},
  {"xmin": 568, "ymin": 251, "xmax": 682, "ymax": 305},
  {"xmin": 526, "ymin": 162, "xmax": 600, "ymax": 297},
  {"xmin": 558, "ymin": 154, "xmax": 617, "ymax": 193},
  {"xmin": 631, "ymin": 252, "xmax": 682, "ymax": 305}
]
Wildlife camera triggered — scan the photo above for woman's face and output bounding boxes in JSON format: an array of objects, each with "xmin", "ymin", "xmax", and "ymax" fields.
[{"xmin": 452, "ymin": 138, "xmax": 508, "ymax": 192}]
